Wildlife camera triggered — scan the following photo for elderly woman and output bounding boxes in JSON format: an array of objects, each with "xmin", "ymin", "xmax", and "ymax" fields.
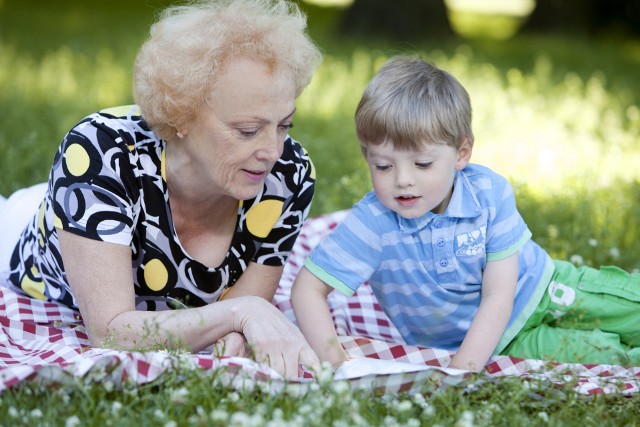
[{"xmin": 0, "ymin": 0, "xmax": 322, "ymax": 379}]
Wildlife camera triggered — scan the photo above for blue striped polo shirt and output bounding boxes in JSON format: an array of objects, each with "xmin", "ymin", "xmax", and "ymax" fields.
[{"xmin": 305, "ymin": 163, "xmax": 554, "ymax": 352}]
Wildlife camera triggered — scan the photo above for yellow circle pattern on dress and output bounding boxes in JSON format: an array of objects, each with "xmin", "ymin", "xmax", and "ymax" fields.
[
  {"xmin": 246, "ymin": 199, "xmax": 284, "ymax": 238},
  {"xmin": 53, "ymin": 213, "xmax": 63, "ymax": 230},
  {"xmin": 21, "ymin": 266, "xmax": 46, "ymax": 300},
  {"xmin": 144, "ymin": 258, "xmax": 169, "ymax": 291},
  {"xmin": 302, "ymin": 148, "xmax": 316, "ymax": 181},
  {"xmin": 38, "ymin": 201, "xmax": 46, "ymax": 248},
  {"xmin": 161, "ymin": 149, "xmax": 166, "ymax": 181},
  {"xmin": 65, "ymin": 143, "xmax": 90, "ymax": 177}
]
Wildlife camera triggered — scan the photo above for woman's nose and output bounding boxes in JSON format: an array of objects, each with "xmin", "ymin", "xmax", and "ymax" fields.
[{"xmin": 256, "ymin": 131, "xmax": 282, "ymax": 162}]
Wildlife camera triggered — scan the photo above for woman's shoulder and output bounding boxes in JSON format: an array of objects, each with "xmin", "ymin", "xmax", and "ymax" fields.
[
  {"xmin": 279, "ymin": 136, "xmax": 312, "ymax": 166},
  {"xmin": 71, "ymin": 105, "xmax": 160, "ymax": 150},
  {"xmin": 268, "ymin": 136, "xmax": 314, "ymax": 184}
]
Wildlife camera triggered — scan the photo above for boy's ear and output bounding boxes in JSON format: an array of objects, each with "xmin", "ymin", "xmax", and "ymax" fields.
[{"xmin": 455, "ymin": 138, "xmax": 473, "ymax": 170}]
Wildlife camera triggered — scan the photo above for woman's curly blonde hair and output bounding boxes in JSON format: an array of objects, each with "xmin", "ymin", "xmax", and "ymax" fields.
[{"xmin": 133, "ymin": 0, "xmax": 322, "ymax": 141}]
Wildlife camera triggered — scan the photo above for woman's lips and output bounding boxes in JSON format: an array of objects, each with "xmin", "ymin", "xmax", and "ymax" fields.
[{"xmin": 242, "ymin": 168, "xmax": 267, "ymax": 182}]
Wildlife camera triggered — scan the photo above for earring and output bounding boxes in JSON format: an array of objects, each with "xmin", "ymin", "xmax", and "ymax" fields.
[{"xmin": 176, "ymin": 131, "xmax": 184, "ymax": 140}]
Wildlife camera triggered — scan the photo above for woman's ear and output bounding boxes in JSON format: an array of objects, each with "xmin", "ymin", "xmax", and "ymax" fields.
[{"xmin": 455, "ymin": 138, "xmax": 473, "ymax": 170}]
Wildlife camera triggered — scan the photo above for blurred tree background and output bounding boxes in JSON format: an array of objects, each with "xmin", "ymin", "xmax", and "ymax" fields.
[{"xmin": 0, "ymin": 0, "xmax": 639, "ymax": 270}]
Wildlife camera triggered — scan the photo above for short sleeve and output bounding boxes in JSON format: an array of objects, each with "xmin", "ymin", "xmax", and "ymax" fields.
[
  {"xmin": 484, "ymin": 177, "xmax": 530, "ymax": 261},
  {"xmin": 251, "ymin": 138, "xmax": 315, "ymax": 266},
  {"xmin": 50, "ymin": 117, "xmax": 138, "ymax": 246},
  {"xmin": 304, "ymin": 200, "xmax": 383, "ymax": 297}
]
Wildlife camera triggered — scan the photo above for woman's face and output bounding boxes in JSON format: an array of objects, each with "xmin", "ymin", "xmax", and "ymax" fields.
[{"xmin": 181, "ymin": 56, "xmax": 297, "ymax": 201}]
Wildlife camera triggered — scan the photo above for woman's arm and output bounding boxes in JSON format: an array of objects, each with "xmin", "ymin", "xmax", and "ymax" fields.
[
  {"xmin": 59, "ymin": 230, "xmax": 318, "ymax": 378},
  {"xmin": 219, "ymin": 262, "xmax": 283, "ymax": 301},
  {"xmin": 291, "ymin": 266, "xmax": 349, "ymax": 368},
  {"xmin": 448, "ymin": 252, "xmax": 519, "ymax": 371}
]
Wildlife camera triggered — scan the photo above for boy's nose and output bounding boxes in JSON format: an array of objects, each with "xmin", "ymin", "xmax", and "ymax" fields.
[{"xmin": 395, "ymin": 169, "xmax": 415, "ymax": 187}]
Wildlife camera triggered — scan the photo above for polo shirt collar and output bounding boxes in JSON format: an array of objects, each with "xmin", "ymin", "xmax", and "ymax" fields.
[{"xmin": 397, "ymin": 169, "xmax": 481, "ymax": 233}]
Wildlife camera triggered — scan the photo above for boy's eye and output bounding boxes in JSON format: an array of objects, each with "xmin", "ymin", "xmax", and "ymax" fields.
[
  {"xmin": 375, "ymin": 164, "xmax": 391, "ymax": 171},
  {"xmin": 416, "ymin": 162, "xmax": 432, "ymax": 169}
]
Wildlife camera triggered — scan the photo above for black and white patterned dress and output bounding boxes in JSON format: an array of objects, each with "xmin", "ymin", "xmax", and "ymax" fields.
[{"xmin": 8, "ymin": 105, "xmax": 315, "ymax": 310}]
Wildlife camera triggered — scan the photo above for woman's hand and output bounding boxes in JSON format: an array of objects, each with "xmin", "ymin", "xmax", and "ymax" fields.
[
  {"xmin": 213, "ymin": 332, "xmax": 248, "ymax": 358},
  {"xmin": 232, "ymin": 296, "xmax": 321, "ymax": 379}
]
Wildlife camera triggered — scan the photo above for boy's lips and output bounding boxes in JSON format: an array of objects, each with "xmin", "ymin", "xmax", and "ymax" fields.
[{"xmin": 395, "ymin": 195, "xmax": 421, "ymax": 206}]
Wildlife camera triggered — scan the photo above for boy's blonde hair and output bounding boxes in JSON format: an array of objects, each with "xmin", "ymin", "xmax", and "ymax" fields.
[
  {"xmin": 133, "ymin": 0, "xmax": 322, "ymax": 141},
  {"xmin": 355, "ymin": 56, "xmax": 473, "ymax": 153}
]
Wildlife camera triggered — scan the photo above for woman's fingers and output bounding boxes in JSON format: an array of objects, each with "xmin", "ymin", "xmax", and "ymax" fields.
[
  {"xmin": 236, "ymin": 297, "xmax": 321, "ymax": 379},
  {"xmin": 214, "ymin": 332, "xmax": 248, "ymax": 357},
  {"xmin": 298, "ymin": 345, "xmax": 321, "ymax": 376}
]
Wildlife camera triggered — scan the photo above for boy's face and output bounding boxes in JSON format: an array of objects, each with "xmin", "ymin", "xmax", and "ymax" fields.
[{"xmin": 365, "ymin": 139, "xmax": 471, "ymax": 219}]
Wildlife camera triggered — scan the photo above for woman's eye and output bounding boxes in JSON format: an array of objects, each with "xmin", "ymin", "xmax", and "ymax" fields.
[
  {"xmin": 416, "ymin": 162, "xmax": 432, "ymax": 169},
  {"xmin": 239, "ymin": 129, "xmax": 258, "ymax": 137},
  {"xmin": 278, "ymin": 123, "xmax": 294, "ymax": 132}
]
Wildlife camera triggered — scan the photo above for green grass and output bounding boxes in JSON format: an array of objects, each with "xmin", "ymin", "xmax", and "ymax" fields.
[
  {"xmin": 1, "ymin": 364, "xmax": 639, "ymax": 426},
  {"xmin": 1, "ymin": 0, "xmax": 640, "ymax": 422}
]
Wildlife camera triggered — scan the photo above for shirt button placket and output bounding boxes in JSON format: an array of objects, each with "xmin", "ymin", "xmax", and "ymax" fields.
[{"xmin": 432, "ymin": 220, "xmax": 452, "ymax": 274}]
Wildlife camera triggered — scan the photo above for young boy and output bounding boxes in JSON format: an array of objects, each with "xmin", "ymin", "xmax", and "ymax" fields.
[{"xmin": 291, "ymin": 56, "xmax": 640, "ymax": 371}]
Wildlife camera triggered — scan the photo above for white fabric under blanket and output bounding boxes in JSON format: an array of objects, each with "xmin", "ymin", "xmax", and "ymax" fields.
[{"xmin": 0, "ymin": 183, "xmax": 47, "ymax": 277}]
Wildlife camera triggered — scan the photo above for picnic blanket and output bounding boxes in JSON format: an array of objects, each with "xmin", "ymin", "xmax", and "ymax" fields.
[{"xmin": 2, "ymin": 210, "xmax": 639, "ymax": 395}]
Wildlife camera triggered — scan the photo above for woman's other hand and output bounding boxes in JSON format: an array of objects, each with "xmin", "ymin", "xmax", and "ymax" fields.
[{"xmin": 232, "ymin": 296, "xmax": 320, "ymax": 379}]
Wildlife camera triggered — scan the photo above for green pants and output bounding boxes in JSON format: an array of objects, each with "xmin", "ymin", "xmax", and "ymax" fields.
[{"xmin": 501, "ymin": 260, "xmax": 640, "ymax": 366}]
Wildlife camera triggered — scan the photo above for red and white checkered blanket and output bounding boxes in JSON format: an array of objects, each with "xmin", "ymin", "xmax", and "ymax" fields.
[{"xmin": 2, "ymin": 210, "xmax": 639, "ymax": 395}]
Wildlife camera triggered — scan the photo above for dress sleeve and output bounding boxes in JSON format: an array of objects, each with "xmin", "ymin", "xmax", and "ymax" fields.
[
  {"xmin": 251, "ymin": 138, "xmax": 315, "ymax": 266},
  {"xmin": 50, "ymin": 117, "xmax": 138, "ymax": 246}
]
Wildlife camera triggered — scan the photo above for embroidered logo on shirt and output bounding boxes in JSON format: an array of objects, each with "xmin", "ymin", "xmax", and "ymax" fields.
[{"xmin": 455, "ymin": 226, "xmax": 486, "ymax": 256}]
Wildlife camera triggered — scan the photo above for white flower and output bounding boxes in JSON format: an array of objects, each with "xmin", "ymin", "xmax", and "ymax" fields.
[
  {"xmin": 170, "ymin": 387, "xmax": 189, "ymax": 404},
  {"xmin": 65, "ymin": 416, "xmax": 81, "ymax": 427},
  {"xmin": 609, "ymin": 247, "xmax": 620, "ymax": 259},
  {"xmin": 421, "ymin": 405, "xmax": 435, "ymax": 417},
  {"xmin": 455, "ymin": 410, "xmax": 474, "ymax": 427},
  {"xmin": 229, "ymin": 412, "xmax": 252, "ymax": 427},
  {"xmin": 331, "ymin": 380, "xmax": 350, "ymax": 395},
  {"xmin": 8, "ymin": 407, "xmax": 18, "ymax": 418},
  {"xmin": 588, "ymin": 238, "xmax": 598, "ymax": 247},
  {"xmin": 30, "ymin": 409, "xmax": 43, "ymax": 418},
  {"xmin": 570, "ymin": 254, "xmax": 584, "ymax": 266},
  {"xmin": 111, "ymin": 401, "xmax": 123, "ymax": 415},
  {"xmin": 210, "ymin": 409, "xmax": 228, "ymax": 423},
  {"xmin": 395, "ymin": 399, "xmax": 413, "ymax": 413},
  {"xmin": 413, "ymin": 393, "xmax": 426, "ymax": 405},
  {"xmin": 538, "ymin": 411, "xmax": 549, "ymax": 422}
]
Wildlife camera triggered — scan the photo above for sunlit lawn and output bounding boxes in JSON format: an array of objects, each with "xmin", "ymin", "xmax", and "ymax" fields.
[{"xmin": 1, "ymin": 0, "xmax": 640, "ymax": 423}]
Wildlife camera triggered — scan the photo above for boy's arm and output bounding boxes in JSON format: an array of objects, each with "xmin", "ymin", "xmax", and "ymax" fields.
[
  {"xmin": 448, "ymin": 252, "xmax": 519, "ymax": 371},
  {"xmin": 291, "ymin": 266, "xmax": 349, "ymax": 368}
]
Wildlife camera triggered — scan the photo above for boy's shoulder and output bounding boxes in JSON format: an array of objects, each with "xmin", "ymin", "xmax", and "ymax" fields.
[
  {"xmin": 353, "ymin": 191, "xmax": 390, "ymax": 217},
  {"xmin": 461, "ymin": 163, "xmax": 513, "ymax": 192},
  {"xmin": 349, "ymin": 191, "xmax": 399, "ymax": 228},
  {"xmin": 455, "ymin": 164, "xmax": 516, "ymax": 214},
  {"xmin": 463, "ymin": 163, "xmax": 508, "ymax": 182}
]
